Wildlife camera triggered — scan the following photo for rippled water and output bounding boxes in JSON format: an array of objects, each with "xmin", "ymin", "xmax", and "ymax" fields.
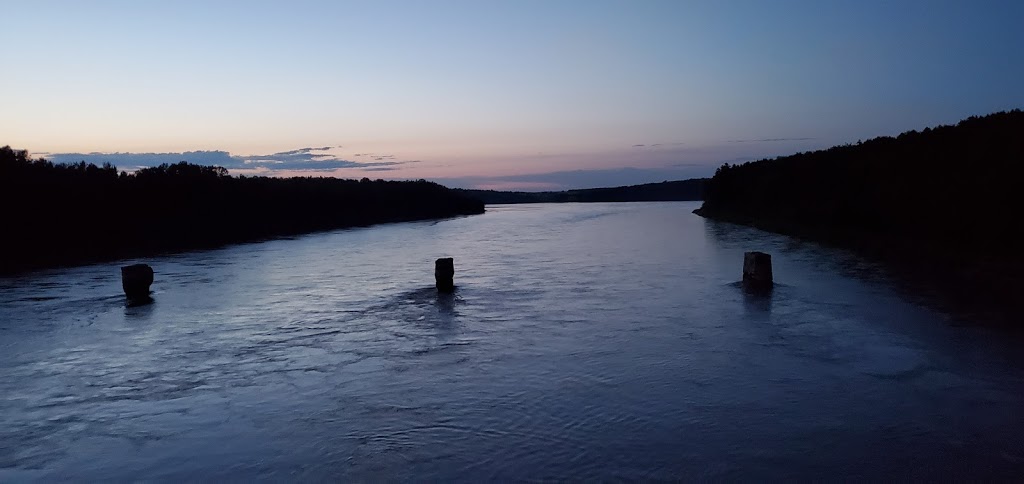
[{"xmin": 2, "ymin": 202, "xmax": 1023, "ymax": 481}]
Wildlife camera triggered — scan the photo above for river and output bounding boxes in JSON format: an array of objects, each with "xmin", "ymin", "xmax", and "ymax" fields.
[{"xmin": 2, "ymin": 202, "xmax": 1022, "ymax": 480}]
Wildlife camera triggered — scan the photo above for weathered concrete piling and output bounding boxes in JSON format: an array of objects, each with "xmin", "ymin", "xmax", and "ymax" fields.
[
  {"xmin": 121, "ymin": 264, "xmax": 154, "ymax": 299},
  {"xmin": 742, "ymin": 251, "xmax": 773, "ymax": 290},
  {"xmin": 435, "ymin": 257, "xmax": 455, "ymax": 293}
]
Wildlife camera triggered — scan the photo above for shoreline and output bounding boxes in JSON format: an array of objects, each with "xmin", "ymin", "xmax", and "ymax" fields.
[
  {"xmin": 0, "ymin": 210, "xmax": 483, "ymax": 278},
  {"xmin": 1, "ymin": 152, "xmax": 486, "ymax": 277},
  {"xmin": 693, "ymin": 206, "xmax": 1020, "ymax": 326}
]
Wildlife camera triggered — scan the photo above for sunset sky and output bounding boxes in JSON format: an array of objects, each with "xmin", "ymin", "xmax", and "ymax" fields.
[{"xmin": 3, "ymin": 1, "xmax": 1022, "ymax": 190}]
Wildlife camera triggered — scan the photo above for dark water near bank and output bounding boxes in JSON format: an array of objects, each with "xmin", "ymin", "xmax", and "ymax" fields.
[{"xmin": 2, "ymin": 202, "xmax": 1023, "ymax": 481}]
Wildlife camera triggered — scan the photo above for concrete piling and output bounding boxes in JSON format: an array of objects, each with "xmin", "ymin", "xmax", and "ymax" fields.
[
  {"xmin": 435, "ymin": 258, "xmax": 454, "ymax": 293},
  {"xmin": 742, "ymin": 252, "xmax": 773, "ymax": 290},
  {"xmin": 121, "ymin": 263, "xmax": 154, "ymax": 300}
]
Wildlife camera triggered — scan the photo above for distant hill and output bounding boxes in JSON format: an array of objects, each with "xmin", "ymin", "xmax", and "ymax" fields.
[
  {"xmin": 456, "ymin": 179, "xmax": 707, "ymax": 204},
  {"xmin": 0, "ymin": 148, "xmax": 483, "ymax": 274},
  {"xmin": 694, "ymin": 109, "xmax": 1024, "ymax": 314}
]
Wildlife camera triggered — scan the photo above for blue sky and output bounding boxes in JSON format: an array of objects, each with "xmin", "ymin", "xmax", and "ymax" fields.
[{"xmin": 3, "ymin": 1, "xmax": 1022, "ymax": 189}]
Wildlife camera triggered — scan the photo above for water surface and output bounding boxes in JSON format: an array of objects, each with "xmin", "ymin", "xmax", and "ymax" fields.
[{"xmin": 2, "ymin": 202, "xmax": 1022, "ymax": 480}]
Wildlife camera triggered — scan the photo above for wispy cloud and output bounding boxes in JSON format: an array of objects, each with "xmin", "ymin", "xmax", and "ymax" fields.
[
  {"xmin": 352, "ymin": 153, "xmax": 398, "ymax": 161},
  {"xmin": 631, "ymin": 142, "xmax": 686, "ymax": 149},
  {"xmin": 43, "ymin": 151, "xmax": 239, "ymax": 169},
  {"xmin": 726, "ymin": 137, "xmax": 815, "ymax": 143},
  {"xmin": 269, "ymin": 146, "xmax": 334, "ymax": 156},
  {"xmin": 44, "ymin": 146, "xmax": 418, "ymax": 174},
  {"xmin": 239, "ymin": 146, "xmax": 405, "ymax": 171}
]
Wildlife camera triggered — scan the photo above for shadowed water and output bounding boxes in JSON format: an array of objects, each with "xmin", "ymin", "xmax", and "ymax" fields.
[{"xmin": 2, "ymin": 202, "xmax": 1023, "ymax": 481}]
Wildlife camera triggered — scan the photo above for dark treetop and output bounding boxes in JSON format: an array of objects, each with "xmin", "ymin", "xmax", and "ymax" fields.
[
  {"xmin": 456, "ymin": 178, "xmax": 707, "ymax": 205},
  {"xmin": 0, "ymin": 149, "xmax": 483, "ymax": 274},
  {"xmin": 694, "ymin": 109, "xmax": 1024, "ymax": 314}
]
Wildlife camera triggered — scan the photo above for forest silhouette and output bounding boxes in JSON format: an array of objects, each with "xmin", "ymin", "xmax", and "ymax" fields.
[
  {"xmin": 695, "ymin": 109, "xmax": 1023, "ymax": 310},
  {"xmin": 456, "ymin": 178, "xmax": 706, "ymax": 204},
  {"xmin": 0, "ymin": 149, "xmax": 483, "ymax": 274}
]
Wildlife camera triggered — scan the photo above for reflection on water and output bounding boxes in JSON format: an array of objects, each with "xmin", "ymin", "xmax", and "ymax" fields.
[
  {"xmin": 739, "ymin": 282, "xmax": 773, "ymax": 322},
  {"xmin": 1, "ymin": 202, "xmax": 1023, "ymax": 481}
]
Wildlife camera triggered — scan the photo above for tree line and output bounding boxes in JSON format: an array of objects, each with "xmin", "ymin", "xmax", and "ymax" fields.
[
  {"xmin": 694, "ymin": 109, "xmax": 1023, "ymax": 310},
  {"xmin": 456, "ymin": 179, "xmax": 707, "ymax": 204},
  {"xmin": 0, "ymin": 147, "xmax": 483, "ymax": 274}
]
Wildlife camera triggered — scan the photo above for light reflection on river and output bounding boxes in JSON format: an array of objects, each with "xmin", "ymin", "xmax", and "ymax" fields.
[{"xmin": 2, "ymin": 202, "xmax": 1023, "ymax": 480}]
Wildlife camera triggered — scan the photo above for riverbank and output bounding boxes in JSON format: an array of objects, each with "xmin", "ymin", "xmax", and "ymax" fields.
[
  {"xmin": 694, "ymin": 205, "xmax": 1018, "ymax": 323},
  {"xmin": 455, "ymin": 179, "xmax": 706, "ymax": 204},
  {"xmin": 693, "ymin": 110, "xmax": 1023, "ymax": 322},
  {"xmin": 0, "ymin": 148, "xmax": 484, "ymax": 275}
]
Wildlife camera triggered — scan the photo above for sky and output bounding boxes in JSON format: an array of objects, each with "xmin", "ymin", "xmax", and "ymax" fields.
[{"xmin": 3, "ymin": 0, "xmax": 1022, "ymax": 190}]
